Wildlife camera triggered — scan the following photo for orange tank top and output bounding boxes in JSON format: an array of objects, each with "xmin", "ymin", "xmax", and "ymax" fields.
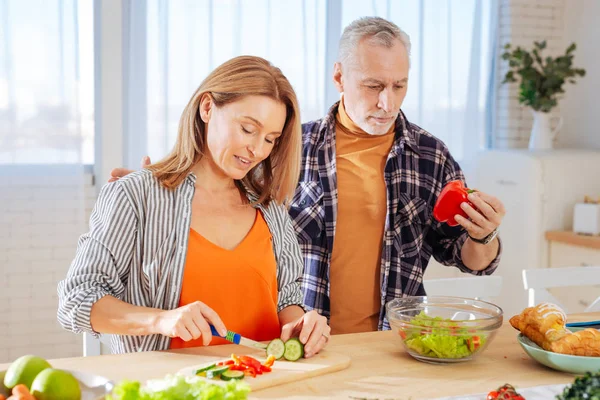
[{"xmin": 169, "ymin": 210, "xmax": 281, "ymax": 349}]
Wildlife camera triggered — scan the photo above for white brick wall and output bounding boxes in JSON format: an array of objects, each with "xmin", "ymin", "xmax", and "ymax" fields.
[
  {"xmin": 0, "ymin": 171, "xmax": 95, "ymax": 363},
  {"xmin": 493, "ymin": 0, "xmax": 566, "ymax": 148}
]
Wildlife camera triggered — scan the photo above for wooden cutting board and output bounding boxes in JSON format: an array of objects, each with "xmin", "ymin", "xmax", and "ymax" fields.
[{"xmin": 178, "ymin": 351, "xmax": 351, "ymax": 391}]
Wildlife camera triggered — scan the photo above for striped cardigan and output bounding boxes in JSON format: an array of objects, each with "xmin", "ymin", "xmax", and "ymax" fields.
[{"xmin": 57, "ymin": 170, "xmax": 304, "ymax": 353}]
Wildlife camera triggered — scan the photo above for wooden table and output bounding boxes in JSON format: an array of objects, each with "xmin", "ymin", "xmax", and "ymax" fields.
[{"xmin": 2, "ymin": 313, "xmax": 597, "ymax": 399}]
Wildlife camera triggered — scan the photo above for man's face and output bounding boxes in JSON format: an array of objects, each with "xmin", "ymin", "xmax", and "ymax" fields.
[{"xmin": 334, "ymin": 38, "xmax": 409, "ymax": 135}]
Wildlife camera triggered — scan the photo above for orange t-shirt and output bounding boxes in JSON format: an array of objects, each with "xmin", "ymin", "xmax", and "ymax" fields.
[
  {"xmin": 329, "ymin": 97, "xmax": 395, "ymax": 334},
  {"xmin": 170, "ymin": 210, "xmax": 281, "ymax": 349}
]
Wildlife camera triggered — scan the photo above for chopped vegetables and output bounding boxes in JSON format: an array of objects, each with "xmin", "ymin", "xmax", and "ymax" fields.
[
  {"xmin": 283, "ymin": 338, "xmax": 304, "ymax": 361},
  {"xmin": 193, "ymin": 364, "xmax": 217, "ymax": 375},
  {"xmin": 487, "ymin": 384, "xmax": 525, "ymax": 400},
  {"xmin": 197, "ymin": 354, "xmax": 276, "ymax": 381},
  {"xmin": 400, "ymin": 312, "xmax": 487, "ymax": 359},
  {"xmin": 263, "ymin": 355, "xmax": 276, "ymax": 368},
  {"xmin": 220, "ymin": 370, "xmax": 245, "ymax": 381},
  {"xmin": 267, "ymin": 338, "xmax": 306, "ymax": 361},
  {"xmin": 266, "ymin": 338, "xmax": 285, "ymax": 359},
  {"xmin": 205, "ymin": 366, "xmax": 229, "ymax": 379}
]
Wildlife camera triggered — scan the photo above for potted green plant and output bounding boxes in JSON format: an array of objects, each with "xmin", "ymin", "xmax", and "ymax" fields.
[{"xmin": 501, "ymin": 41, "xmax": 586, "ymax": 150}]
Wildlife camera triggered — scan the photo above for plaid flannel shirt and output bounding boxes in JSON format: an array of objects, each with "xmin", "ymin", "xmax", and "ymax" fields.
[{"xmin": 289, "ymin": 102, "xmax": 501, "ymax": 330}]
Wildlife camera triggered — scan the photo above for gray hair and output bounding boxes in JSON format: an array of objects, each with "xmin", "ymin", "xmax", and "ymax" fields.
[{"xmin": 338, "ymin": 17, "xmax": 411, "ymax": 65}]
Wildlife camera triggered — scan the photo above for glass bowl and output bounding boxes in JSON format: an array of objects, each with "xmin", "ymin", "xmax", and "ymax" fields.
[{"xmin": 386, "ymin": 296, "xmax": 503, "ymax": 364}]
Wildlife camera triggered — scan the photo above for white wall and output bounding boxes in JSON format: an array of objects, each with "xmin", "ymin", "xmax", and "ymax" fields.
[
  {"xmin": 493, "ymin": 0, "xmax": 566, "ymax": 149},
  {"xmin": 559, "ymin": 0, "xmax": 600, "ymax": 149},
  {"xmin": 0, "ymin": 171, "xmax": 94, "ymax": 362}
]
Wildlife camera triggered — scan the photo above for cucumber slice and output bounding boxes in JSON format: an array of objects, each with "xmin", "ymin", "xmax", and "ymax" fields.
[
  {"xmin": 266, "ymin": 338, "xmax": 285, "ymax": 360},
  {"xmin": 194, "ymin": 363, "xmax": 217, "ymax": 376},
  {"xmin": 283, "ymin": 338, "xmax": 304, "ymax": 361},
  {"xmin": 220, "ymin": 369, "xmax": 245, "ymax": 381},
  {"xmin": 206, "ymin": 365, "xmax": 230, "ymax": 379}
]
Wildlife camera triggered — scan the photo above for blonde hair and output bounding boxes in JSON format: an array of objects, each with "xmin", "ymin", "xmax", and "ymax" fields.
[{"xmin": 148, "ymin": 56, "xmax": 302, "ymax": 206}]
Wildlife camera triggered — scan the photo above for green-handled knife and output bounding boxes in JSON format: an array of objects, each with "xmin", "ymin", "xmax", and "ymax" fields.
[{"xmin": 210, "ymin": 325, "xmax": 268, "ymax": 350}]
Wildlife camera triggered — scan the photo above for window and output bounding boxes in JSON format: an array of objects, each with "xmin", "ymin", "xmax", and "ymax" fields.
[{"xmin": 0, "ymin": 0, "xmax": 94, "ymax": 165}]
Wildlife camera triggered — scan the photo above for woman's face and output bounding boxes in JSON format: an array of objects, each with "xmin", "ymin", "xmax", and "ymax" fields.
[{"xmin": 200, "ymin": 95, "xmax": 287, "ymax": 180}]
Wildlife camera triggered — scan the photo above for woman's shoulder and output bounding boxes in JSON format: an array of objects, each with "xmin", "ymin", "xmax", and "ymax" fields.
[{"xmin": 101, "ymin": 169, "xmax": 187, "ymax": 205}]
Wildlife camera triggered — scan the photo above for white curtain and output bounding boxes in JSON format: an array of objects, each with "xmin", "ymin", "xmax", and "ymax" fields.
[
  {"xmin": 0, "ymin": 0, "xmax": 94, "ymax": 165},
  {"xmin": 124, "ymin": 0, "xmax": 326, "ymax": 168},
  {"xmin": 124, "ymin": 0, "xmax": 496, "ymax": 166}
]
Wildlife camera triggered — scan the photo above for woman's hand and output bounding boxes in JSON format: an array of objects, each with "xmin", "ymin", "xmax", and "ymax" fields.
[
  {"xmin": 280, "ymin": 310, "xmax": 330, "ymax": 358},
  {"xmin": 154, "ymin": 301, "xmax": 227, "ymax": 345}
]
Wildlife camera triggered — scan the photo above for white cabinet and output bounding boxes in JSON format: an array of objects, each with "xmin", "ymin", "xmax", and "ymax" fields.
[
  {"xmin": 469, "ymin": 149, "xmax": 600, "ymax": 317},
  {"xmin": 546, "ymin": 231, "xmax": 600, "ymax": 313}
]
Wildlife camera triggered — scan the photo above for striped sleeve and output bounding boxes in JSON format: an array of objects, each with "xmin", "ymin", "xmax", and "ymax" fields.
[
  {"xmin": 57, "ymin": 182, "xmax": 138, "ymax": 336},
  {"xmin": 272, "ymin": 204, "xmax": 305, "ymax": 312}
]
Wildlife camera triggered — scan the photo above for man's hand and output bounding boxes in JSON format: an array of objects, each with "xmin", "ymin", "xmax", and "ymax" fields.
[
  {"xmin": 454, "ymin": 191, "xmax": 505, "ymax": 240},
  {"xmin": 108, "ymin": 156, "xmax": 151, "ymax": 182}
]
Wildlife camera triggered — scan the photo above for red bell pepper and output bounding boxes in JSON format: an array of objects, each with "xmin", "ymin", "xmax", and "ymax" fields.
[{"xmin": 433, "ymin": 180, "xmax": 477, "ymax": 227}]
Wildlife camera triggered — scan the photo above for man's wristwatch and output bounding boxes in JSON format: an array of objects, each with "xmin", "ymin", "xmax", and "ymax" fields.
[{"xmin": 468, "ymin": 228, "xmax": 499, "ymax": 245}]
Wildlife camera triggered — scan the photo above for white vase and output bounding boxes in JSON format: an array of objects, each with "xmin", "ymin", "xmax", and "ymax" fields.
[{"xmin": 529, "ymin": 110, "xmax": 563, "ymax": 150}]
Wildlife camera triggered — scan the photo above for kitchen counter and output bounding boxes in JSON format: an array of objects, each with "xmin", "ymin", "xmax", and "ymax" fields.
[{"xmin": 2, "ymin": 312, "xmax": 597, "ymax": 399}]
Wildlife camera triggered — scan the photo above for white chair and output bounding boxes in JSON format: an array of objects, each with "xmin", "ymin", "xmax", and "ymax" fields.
[
  {"xmin": 84, "ymin": 332, "xmax": 113, "ymax": 356},
  {"xmin": 424, "ymin": 275, "xmax": 503, "ymax": 302},
  {"xmin": 522, "ymin": 266, "xmax": 600, "ymax": 313}
]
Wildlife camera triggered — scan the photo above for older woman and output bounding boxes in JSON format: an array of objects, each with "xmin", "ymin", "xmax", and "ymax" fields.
[{"xmin": 58, "ymin": 56, "xmax": 330, "ymax": 357}]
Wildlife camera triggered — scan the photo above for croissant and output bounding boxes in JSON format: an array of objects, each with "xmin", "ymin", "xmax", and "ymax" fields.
[{"xmin": 510, "ymin": 303, "xmax": 600, "ymax": 357}]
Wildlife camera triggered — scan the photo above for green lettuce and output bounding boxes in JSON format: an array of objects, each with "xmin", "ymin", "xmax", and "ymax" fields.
[
  {"xmin": 403, "ymin": 312, "xmax": 487, "ymax": 359},
  {"xmin": 107, "ymin": 374, "xmax": 250, "ymax": 400}
]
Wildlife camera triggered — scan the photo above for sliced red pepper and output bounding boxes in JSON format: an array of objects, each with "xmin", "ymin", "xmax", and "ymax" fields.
[
  {"xmin": 260, "ymin": 365, "xmax": 272, "ymax": 373},
  {"xmin": 433, "ymin": 180, "xmax": 477, "ymax": 226},
  {"xmin": 238, "ymin": 355, "xmax": 263, "ymax": 371},
  {"xmin": 244, "ymin": 367, "xmax": 257, "ymax": 378},
  {"xmin": 216, "ymin": 359, "xmax": 235, "ymax": 366},
  {"xmin": 468, "ymin": 335, "xmax": 481, "ymax": 352},
  {"xmin": 398, "ymin": 330, "xmax": 407, "ymax": 340}
]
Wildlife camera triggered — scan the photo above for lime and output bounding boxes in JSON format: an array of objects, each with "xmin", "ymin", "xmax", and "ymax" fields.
[
  {"xmin": 4, "ymin": 355, "xmax": 52, "ymax": 389},
  {"xmin": 0, "ymin": 370, "xmax": 9, "ymax": 396},
  {"xmin": 31, "ymin": 368, "xmax": 81, "ymax": 400}
]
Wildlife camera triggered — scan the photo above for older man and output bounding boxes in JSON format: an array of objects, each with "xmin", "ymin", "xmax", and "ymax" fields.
[{"xmin": 288, "ymin": 17, "xmax": 504, "ymax": 334}]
